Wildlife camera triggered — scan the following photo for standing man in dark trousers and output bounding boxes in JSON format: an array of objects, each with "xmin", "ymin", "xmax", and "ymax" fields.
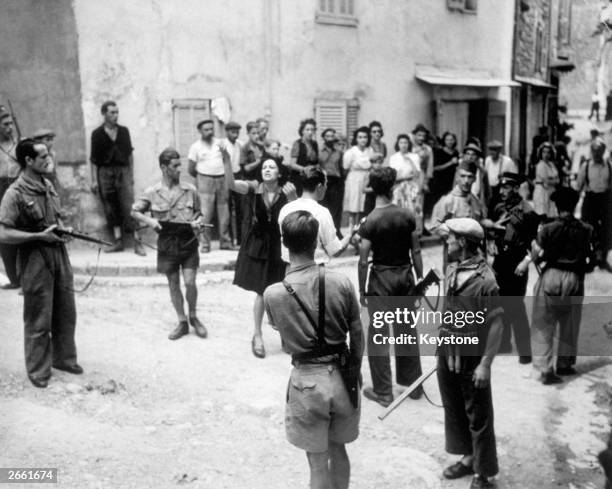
[
  {"xmin": 574, "ymin": 139, "xmax": 612, "ymax": 271},
  {"xmin": 223, "ymin": 121, "xmax": 243, "ymax": 247},
  {"xmin": 357, "ymin": 167, "xmax": 424, "ymax": 407},
  {"xmin": 90, "ymin": 101, "xmax": 146, "ymax": 256},
  {"xmin": 319, "ymin": 128, "xmax": 345, "ymax": 238},
  {"xmin": 437, "ymin": 218, "xmax": 503, "ymax": 489},
  {"xmin": 0, "ymin": 107, "xmax": 20, "ymax": 289},
  {"xmin": 0, "ymin": 139, "xmax": 83, "ymax": 388},
  {"xmin": 491, "ymin": 172, "xmax": 540, "ymax": 363},
  {"xmin": 264, "ymin": 210, "xmax": 363, "ymax": 489},
  {"xmin": 132, "ymin": 148, "xmax": 208, "ymax": 341},
  {"xmin": 531, "ymin": 187, "xmax": 592, "ymax": 384}
]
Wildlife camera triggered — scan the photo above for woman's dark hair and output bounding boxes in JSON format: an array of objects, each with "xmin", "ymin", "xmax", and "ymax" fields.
[
  {"xmin": 368, "ymin": 120, "xmax": 384, "ymax": 138},
  {"xmin": 394, "ymin": 133, "xmax": 412, "ymax": 152},
  {"xmin": 369, "ymin": 167, "xmax": 397, "ymax": 197},
  {"xmin": 351, "ymin": 126, "xmax": 371, "ymax": 147},
  {"xmin": 16, "ymin": 138, "xmax": 42, "ymax": 168},
  {"xmin": 260, "ymin": 157, "xmax": 288, "ymax": 186},
  {"xmin": 440, "ymin": 131, "xmax": 458, "ymax": 150},
  {"xmin": 298, "ymin": 118, "xmax": 317, "ymax": 137},
  {"xmin": 537, "ymin": 142, "xmax": 556, "ymax": 161},
  {"xmin": 281, "ymin": 210, "xmax": 319, "ymax": 255}
]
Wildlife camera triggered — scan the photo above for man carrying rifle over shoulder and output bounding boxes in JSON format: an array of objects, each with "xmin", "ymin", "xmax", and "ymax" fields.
[
  {"xmin": 437, "ymin": 218, "xmax": 504, "ymax": 489},
  {"xmin": 0, "ymin": 139, "xmax": 83, "ymax": 388},
  {"xmin": 264, "ymin": 210, "xmax": 363, "ymax": 489},
  {"xmin": 131, "ymin": 148, "xmax": 208, "ymax": 341}
]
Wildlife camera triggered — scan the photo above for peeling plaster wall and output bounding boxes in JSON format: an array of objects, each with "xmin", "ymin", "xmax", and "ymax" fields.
[{"xmin": 73, "ymin": 0, "xmax": 515, "ymax": 193}]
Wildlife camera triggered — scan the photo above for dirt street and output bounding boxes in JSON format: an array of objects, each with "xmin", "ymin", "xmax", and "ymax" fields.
[{"xmin": 0, "ymin": 251, "xmax": 611, "ymax": 489}]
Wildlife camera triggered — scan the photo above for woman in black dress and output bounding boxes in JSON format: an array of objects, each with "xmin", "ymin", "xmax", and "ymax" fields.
[
  {"xmin": 429, "ymin": 131, "xmax": 459, "ymax": 211},
  {"xmin": 223, "ymin": 154, "xmax": 296, "ymax": 358},
  {"xmin": 286, "ymin": 118, "xmax": 319, "ymax": 195}
]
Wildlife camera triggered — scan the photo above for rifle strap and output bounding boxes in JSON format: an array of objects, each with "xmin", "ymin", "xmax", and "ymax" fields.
[{"xmin": 282, "ymin": 265, "xmax": 326, "ymax": 347}]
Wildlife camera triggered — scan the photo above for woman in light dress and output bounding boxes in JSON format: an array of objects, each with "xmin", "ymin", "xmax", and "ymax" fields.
[
  {"xmin": 343, "ymin": 126, "xmax": 373, "ymax": 229},
  {"xmin": 533, "ymin": 142, "xmax": 559, "ymax": 217},
  {"xmin": 388, "ymin": 134, "xmax": 423, "ymax": 233}
]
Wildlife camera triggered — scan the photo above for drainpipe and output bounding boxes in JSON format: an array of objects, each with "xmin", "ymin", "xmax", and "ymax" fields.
[{"xmin": 263, "ymin": 0, "xmax": 273, "ymax": 121}]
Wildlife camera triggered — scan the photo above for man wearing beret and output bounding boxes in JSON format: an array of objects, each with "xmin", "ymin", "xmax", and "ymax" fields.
[
  {"xmin": 222, "ymin": 121, "xmax": 244, "ymax": 247},
  {"xmin": 32, "ymin": 128, "xmax": 59, "ymax": 191},
  {"xmin": 491, "ymin": 172, "xmax": 540, "ymax": 364},
  {"xmin": 437, "ymin": 217, "xmax": 503, "ymax": 489},
  {"xmin": 530, "ymin": 187, "xmax": 592, "ymax": 384},
  {"xmin": 432, "ymin": 149, "xmax": 486, "ymax": 270}
]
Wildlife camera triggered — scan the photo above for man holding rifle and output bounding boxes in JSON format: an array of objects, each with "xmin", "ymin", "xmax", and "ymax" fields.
[
  {"xmin": 0, "ymin": 139, "xmax": 83, "ymax": 388},
  {"xmin": 131, "ymin": 148, "xmax": 208, "ymax": 340},
  {"xmin": 437, "ymin": 218, "xmax": 503, "ymax": 489},
  {"xmin": 264, "ymin": 210, "xmax": 363, "ymax": 489}
]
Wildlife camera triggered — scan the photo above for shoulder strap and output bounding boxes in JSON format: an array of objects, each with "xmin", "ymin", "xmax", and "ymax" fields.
[{"xmin": 281, "ymin": 265, "xmax": 326, "ymax": 346}]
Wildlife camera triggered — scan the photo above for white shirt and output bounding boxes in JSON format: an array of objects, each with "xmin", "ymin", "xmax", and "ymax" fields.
[
  {"xmin": 188, "ymin": 138, "xmax": 224, "ymax": 176},
  {"xmin": 278, "ymin": 197, "xmax": 343, "ymax": 264},
  {"xmin": 484, "ymin": 154, "xmax": 518, "ymax": 187},
  {"xmin": 223, "ymin": 138, "xmax": 242, "ymax": 174}
]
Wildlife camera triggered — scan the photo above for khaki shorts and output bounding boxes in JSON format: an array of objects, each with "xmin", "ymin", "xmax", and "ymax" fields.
[{"xmin": 285, "ymin": 363, "xmax": 360, "ymax": 453}]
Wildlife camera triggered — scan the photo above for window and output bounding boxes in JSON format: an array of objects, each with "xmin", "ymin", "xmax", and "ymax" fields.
[
  {"xmin": 557, "ymin": 0, "xmax": 572, "ymax": 46},
  {"xmin": 172, "ymin": 99, "xmax": 211, "ymax": 160},
  {"xmin": 535, "ymin": 23, "xmax": 544, "ymax": 73},
  {"xmin": 316, "ymin": 0, "xmax": 358, "ymax": 27},
  {"xmin": 314, "ymin": 99, "xmax": 360, "ymax": 140},
  {"xmin": 447, "ymin": 0, "xmax": 477, "ymax": 14}
]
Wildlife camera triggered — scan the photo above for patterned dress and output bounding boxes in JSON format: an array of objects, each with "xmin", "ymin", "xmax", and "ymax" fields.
[
  {"xmin": 343, "ymin": 146, "xmax": 373, "ymax": 213},
  {"xmin": 388, "ymin": 151, "xmax": 423, "ymax": 233}
]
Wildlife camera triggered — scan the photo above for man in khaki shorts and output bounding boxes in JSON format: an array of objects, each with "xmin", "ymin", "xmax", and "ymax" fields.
[{"xmin": 264, "ymin": 210, "xmax": 363, "ymax": 489}]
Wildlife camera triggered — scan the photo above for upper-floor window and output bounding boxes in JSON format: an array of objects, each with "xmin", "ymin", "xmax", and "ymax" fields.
[
  {"xmin": 316, "ymin": 0, "xmax": 358, "ymax": 27},
  {"xmin": 535, "ymin": 23, "xmax": 545, "ymax": 73},
  {"xmin": 447, "ymin": 0, "xmax": 478, "ymax": 14},
  {"xmin": 557, "ymin": 0, "xmax": 572, "ymax": 46}
]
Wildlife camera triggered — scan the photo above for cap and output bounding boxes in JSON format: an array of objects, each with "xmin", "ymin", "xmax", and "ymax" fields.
[
  {"xmin": 487, "ymin": 140, "xmax": 503, "ymax": 150},
  {"xmin": 0, "ymin": 106, "xmax": 10, "ymax": 121},
  {"xmin": 32, "ymin": 128, "xmax": 56, "ymax": 139},
  {"xmin": 440, "ymin": 218, "xmax": 484, "ymax": 243},
  {"xmin": 412, "ymin": 123, "xmax": 429, "ymax": 135},
  {"xmin": 225, "ymin": 121, "xmax": 241, "ymax": 131},
  {"xmin": 463, "ymin": 143, "xmax": 483, "ymax": 157},
  {"xmin": 499, "ymin": 171, "xmax": 526, "ymax": 186},
  {"xmin": 369, "ymin": 152, "xmax": 385, "ymax": 162}
]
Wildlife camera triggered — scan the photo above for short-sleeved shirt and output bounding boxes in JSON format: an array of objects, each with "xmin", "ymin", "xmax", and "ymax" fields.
[
  {"xmin": 358, "ymin": 204, "xmax": 415, "ymax": 266},
  {"xmin": 132, "ymin": 181, "xmax": 201, "ymax": 222},
  {"xmin": 537, "ymin": 215, "xmax": 592, "ymax": 273},
  {"xmin": 0, "ymin": 174, "xmax": 61, "ymax": 231},
  {"xmin": 90, "ymin": 124, "xmax": 133, "ymax": 167},
  {"xmin": 223, "ymin": 138, "xmax": 242, "ymax": 174},
  {"xmin": 431, "ymin": 186, "xmax": 486, "ymax": 230},
  {"xmin": 278, "ymin": 197, "xmax": 342, "ymax": 263},
  {"xmin": 264, "ymin": 262, "xmax": 363, "ymax": 356},
  {"xmin": 188, "ymin": 138, "xmax": 224, "ymax": 176},
  {"xmin": 318, "ymin": 145, "xmax": 343, "ymax": 178}
]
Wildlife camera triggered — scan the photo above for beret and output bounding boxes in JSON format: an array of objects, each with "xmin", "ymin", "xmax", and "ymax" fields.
[
  {"xmin": 487, "ymin": 140, "xmax": 503, "ymax": 149},
  {"xmin": 369, "ymin": 152, "xmax": 385, "ymax": 162},
  {"xmin": 440, "ymin": 218, "xmax": 484, "ymax": 242},
  {"xmin": 32, "ymin": 128, "xmax": 56, "ymax": 139}
]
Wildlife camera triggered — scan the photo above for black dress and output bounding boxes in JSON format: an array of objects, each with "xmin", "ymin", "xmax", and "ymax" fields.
[
  {"xmin": 233, "ymin": 184, "xmax": 287, "ymax": 295},
  {"xmin": 428, "ymin": 147, "xmax": 459, "ymax": 214}
]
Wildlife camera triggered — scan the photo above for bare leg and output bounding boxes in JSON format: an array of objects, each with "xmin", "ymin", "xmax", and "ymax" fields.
[
  {"xmin": 329, "ymin": 442, "xmax": 350, "ymax": 489},
  {"xmin": 307, "ymin": 451, "xmax": 331, "ymax": 489},
  {"xmin": 182, "ymin": 267, "xmax": 198, "ymax": 316},
  {"xmin": 252, "ymin": 294, "xmax": 266, "ymax": 356},
  {"xmin": 166, "ymin": 271, "xmax": 187, "ymax": 322}
]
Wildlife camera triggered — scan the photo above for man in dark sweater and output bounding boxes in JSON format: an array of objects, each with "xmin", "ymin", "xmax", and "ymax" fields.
[
  {"xmin": 90, "ymin": 100, "xmax": 145, "ymax": 255},
  {"xmin": 358, "ymin": 166, "xmax": 424, "ymax": 407}
]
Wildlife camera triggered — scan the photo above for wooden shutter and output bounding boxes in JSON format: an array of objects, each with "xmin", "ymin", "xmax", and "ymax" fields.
[
  {"xmin": 172, "ymin": 99, "xmax": 211, "ymax": 160},
  {"xmin": 315, "ymin": 100, "xmax": 347, "ymax": 138},
  {"xmin": 346, "ymin": 98, "xmax": 360, "ymax": 139}
]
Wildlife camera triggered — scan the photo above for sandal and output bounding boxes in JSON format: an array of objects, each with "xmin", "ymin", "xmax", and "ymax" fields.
[{"xmin": 251, "ymin": 336, "xmax": 266, "ymax": 359}]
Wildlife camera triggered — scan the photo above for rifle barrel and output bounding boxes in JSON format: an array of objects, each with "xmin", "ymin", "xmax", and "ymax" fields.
[
  {"xmin": 378, "ymin": 364, "xmax": 438, "ymax": 421},
  {"xmin": 56, "ymin": 229, "xmax": 113, "ymax": 247}
]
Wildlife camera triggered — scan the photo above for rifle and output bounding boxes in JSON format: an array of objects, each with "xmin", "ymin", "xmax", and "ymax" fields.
[
  {"xmin": 7, "ymin": 99, "xmax": 21, "ymax": 140},
  {"xmin": 376, "ymin": 268, "xmax": 443, "ymax": 421},
  {"xmin": 54, "ymin": 228, "xmax": 114, "ymax": 247}
]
